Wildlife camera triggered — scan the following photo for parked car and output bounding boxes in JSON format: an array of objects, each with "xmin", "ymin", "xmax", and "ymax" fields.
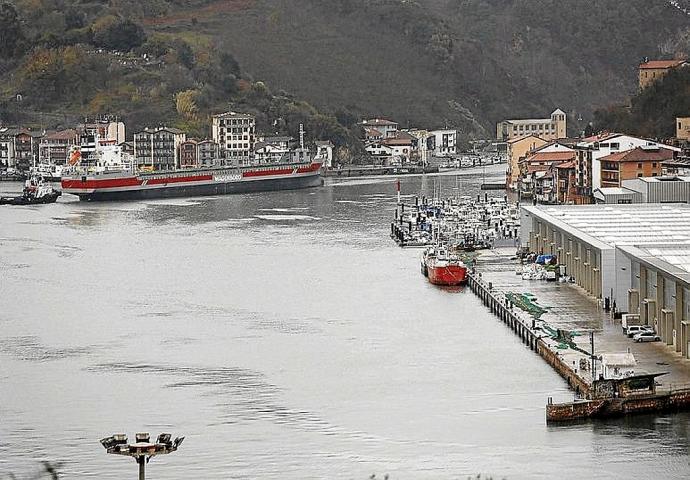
[
  {"xmin": 633, "ymin": 331, "xmax": 661, "ymax": 343},
  {"xmin": 625, "ymin": 325, "xmax": 654, "ymax": 337}
]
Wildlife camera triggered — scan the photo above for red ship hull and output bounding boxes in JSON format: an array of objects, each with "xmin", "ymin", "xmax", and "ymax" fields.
[
  {"xmin": 427, "ymin": 264, "xmax": 468, "ymax": 286},
  {"xmin": 60, "ymin": 162, "xmax": 323, "ymax": 201}
]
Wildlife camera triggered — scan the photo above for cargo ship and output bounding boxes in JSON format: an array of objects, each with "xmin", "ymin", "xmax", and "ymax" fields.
[
  {"xmin": 61, "ymin": 127, "xmax": 324, "ymax": 201},
  {"xmin": 61, "ymin": 161, "xmax": 323, "ymax": 201}
]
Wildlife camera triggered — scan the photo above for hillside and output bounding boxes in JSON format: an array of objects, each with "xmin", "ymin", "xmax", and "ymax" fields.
[
  {"xmin": 1, "ymin": 0, "xmax": 690, "ymax": 149},
  {"xmin": 593, "ymin": 65, "xmax": 690, "ymax": 138}
]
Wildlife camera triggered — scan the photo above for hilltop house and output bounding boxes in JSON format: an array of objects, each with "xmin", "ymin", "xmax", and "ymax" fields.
[
  {"xmin": 639, "ymin": 59, "xmax": 687, "ymax": 89},
  {"xmin": 362, "ymin": 118, "xmax": 398, "ymax": 139},
  {"xmin": 496, "ymin": 109, "xmax": 567, "ymax": 142}
]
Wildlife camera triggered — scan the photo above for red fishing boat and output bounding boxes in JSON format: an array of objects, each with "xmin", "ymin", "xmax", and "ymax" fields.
[{"xmin": 422, "ymin": 247, "xmax": 468, "ymax": 286}]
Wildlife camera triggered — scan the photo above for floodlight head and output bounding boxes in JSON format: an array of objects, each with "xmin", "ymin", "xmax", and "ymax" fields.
[
  {"xmin": 100, "ymin": 437, "xmax": 115, "ymax": 450},
  {"xmin": 157, "ymin": 433, "xmax": 172, "ymax": 445},
  {"xmin": 135, "ymin": 433, "xmax": 150, "ymax": 443},
  {"xmin": 173, "ymin": 436, "xmax": 185, "ymax": 448},
  {"xmin": 113, "ymin": 434, "xmax": 128, "ymax": 445}
]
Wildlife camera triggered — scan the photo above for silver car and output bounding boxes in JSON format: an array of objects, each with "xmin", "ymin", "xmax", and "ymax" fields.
[
  {"xmin": 625, "ymin": 325, "xmax": 654, "ymax": 337},
  {"xmin": 633, "ymin": 331, "xmax": 661, "ymax": 343}
]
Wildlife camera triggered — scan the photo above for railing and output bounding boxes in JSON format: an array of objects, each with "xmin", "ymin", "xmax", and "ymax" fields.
[{"xmin": 657, "ymin": 382, "xmax": 690, "ymax": 394}]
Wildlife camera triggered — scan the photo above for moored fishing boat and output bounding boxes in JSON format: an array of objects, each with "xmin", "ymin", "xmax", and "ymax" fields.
[{"xmin": 422, "ymin": 246, "xmax": 468, "ymax": 286}]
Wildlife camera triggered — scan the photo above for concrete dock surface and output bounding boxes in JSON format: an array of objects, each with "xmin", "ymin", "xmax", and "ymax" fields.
[{"xmin": 475, "ymin": 247, "xmax": 690, "ymax": 392}]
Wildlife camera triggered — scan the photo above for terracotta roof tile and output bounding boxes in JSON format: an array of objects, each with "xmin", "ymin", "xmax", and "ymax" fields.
[
  {"xmin": 599, "ymin": 147, "xmax": 674, "ymax": 163},
  {"xmin": 639, "ymin": 59, "xmax": 686, "ymax": 69}
]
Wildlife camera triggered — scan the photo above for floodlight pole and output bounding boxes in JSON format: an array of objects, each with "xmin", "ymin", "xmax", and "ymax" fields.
[
  {"xmin": 138, "ymin": 456, "xmax": 146, "ymax": 480},
  {"xmin": 100, "ymin": 432, "xmax": 183, "ymax": 480}
]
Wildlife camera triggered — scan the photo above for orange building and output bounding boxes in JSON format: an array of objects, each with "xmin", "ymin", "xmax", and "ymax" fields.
[
  {"xmin": 505, "ymin": 135, "xmax": 547, "ymax": 189},
  {"xmin": 639, "ymin": 59, "xmax": 687, "ymax": 89},
  {"xmin": 598, "ymin": 147, "xmax": 673, "ymax": 187}
]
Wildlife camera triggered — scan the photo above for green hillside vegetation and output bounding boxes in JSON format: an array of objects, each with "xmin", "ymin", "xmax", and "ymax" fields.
[
  {"xmin": 594, "ymin": 66, "xmax": 690, "ymax": 139},
  {"xmin": 0, "ymin": 0, "xmax": 362, "ymax": 159},
  {"xmin": 0, "ymin": 0, "xmax": 689, "ymax": 152},
  {"xmin": 185, "ymin": 0, "xmax": 689, "ymax": 135}
]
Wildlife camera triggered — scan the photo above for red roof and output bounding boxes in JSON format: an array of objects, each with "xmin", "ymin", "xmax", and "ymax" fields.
[
  {"xmin": 580, "ymin": 132, "xmax": 621, "ymax": 143},
  {"xmin": 382, "ymin": 138, "xmax": 412, "ymax": 146},
  {"xmin": 364, "ymin": 118, "xmax": 398, "ymax": 127},
  {"xmin": 599, "ymin": 147, "xmax": 674, "ymax": 163},
  {"xmin": 556, "ymin": 160, "xmax": 576, "ymax": 169},
  {"xmin": 525, "ymin": 151, "xmax": 576, "ymax": 163},
  {"xmin": 506, "ymin": 134, "xmax": 544, "ymax": 144},
  {"xmin": 639, "ymin": 59, "xmax": 686, "ymax": 70},
  {"xmin": 365, "ymin": 127, "xmax": 383, "ymax": 137},
  {"xmin": 42, "ymin": 129, "xmax": 78, "ymax": 141},
  {"xmin": 527, "ymin": 164, "xmax": 550, "ymax": 174}
]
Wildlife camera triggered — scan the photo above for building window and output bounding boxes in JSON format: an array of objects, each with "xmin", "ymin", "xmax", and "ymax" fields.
[
  {"xmin": 637, "ymin": 163, "xmax": 642, "ymax": 169},
  {"xmin": 638, "ymin": 173, "xmax": 643, "ymax": 177},
  {"xmin": 652, "ymin": 162, "xmax": 657, "ymax": 168},
  {"xmin": 610, "ymin": 142, "xmax": 619, "ymax": 150}
]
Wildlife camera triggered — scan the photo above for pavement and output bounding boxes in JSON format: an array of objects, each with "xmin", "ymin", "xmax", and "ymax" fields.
[{"xmin": 475, "ymin": 247, "xmax": 690, "ymax": 391}]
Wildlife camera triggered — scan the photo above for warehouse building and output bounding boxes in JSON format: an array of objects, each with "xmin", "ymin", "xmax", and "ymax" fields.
[
  {"xmin": 594, "ymin": 176, "xmax": 690, "ymax": 204},
  {"xmin": 521, "ymin": 204, "xmax": 690, "ymax": 358}
]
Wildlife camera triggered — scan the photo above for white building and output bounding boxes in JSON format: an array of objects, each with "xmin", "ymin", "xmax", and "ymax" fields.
[
  {"xmin": 577, "ymin": 133, "xmax": 680, "ymax": 190},
  {"xmin": 81, "ymin": 119, "xmax": 126, "ymax": 145},
  {"xmin": 365, "ymin": 142, "xmax": 393, "ymax": 161},
  {"xmin": 133, "ymin": 127, "xmax": 186, "ymax": 171},
  {"xmin": 212, "ymin": 112, "xmax": 256, "ymax": 165},
  {"xmin": 497, "ymin": 109, "xmax": 567, "ymax": 142},
  {"xmin": 407, "ymin": 129, "xmax": 432, "ymax": 165},
  {"xmin": 429, "ymin": 129, "xmax": 457, "ymax": 157},
  {"xmin": 315, "ymin": 140, "xmax": 334, "ymax": 168},
  {"xmin": 361, "ymin": 118, "xmax": 398, "ymax": 139},
  {"xmin": 600, "ymin": 353, "xmax": 637, "ymax": 380}
]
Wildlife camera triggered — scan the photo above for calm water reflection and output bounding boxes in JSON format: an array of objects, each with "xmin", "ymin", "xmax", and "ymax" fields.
[{"xmin": 1, "ymin": 167, "xmax": 689, "ymax": 479}]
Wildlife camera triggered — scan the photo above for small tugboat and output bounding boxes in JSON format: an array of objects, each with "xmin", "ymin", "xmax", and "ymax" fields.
[
  {"xmin": 0, "ymin": 175, "xmax": 61, "ymax": 205},
  {"xmin": 422, "ymin": 246, "xmax": 468, "ymax": 286}
]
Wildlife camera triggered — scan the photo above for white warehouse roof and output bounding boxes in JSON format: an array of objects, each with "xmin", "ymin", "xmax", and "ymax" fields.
[{"xmin": 524, "ymin": 204, "xmax": 690, "ymax": 248}]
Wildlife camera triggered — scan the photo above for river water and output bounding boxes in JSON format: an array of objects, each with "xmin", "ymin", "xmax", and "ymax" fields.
[{"xmin": 1, "ymin": 166, "xmax": 689, "ymax": 479}]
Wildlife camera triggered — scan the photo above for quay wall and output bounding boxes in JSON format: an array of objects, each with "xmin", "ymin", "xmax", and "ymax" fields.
[
  {"xmin": 547, "ymin": 389, "xmax": 690, "ymax": 421},
  {"xmin": 537, "ymin": 342, "xmax": 591, "ymax": 397},
  {"xmin": 467, "ymin": 269, "xmax": 690, "ymax": 422},
  {"xmin": 467, "ymin": 272, "xmax": 591, "ymax": 396}
]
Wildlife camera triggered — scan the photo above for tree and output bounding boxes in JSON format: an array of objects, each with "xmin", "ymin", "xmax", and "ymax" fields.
[
  {"xmin": 92, "ymin": 16, "xmax": 147, "ymax": 52},
  {"xmin": 172, "ymin": 39, "xmax": 195, "ymax": 69},
  {"xmin": 0, "ymin": 2, "xmax": 25, "ymax": 58}
]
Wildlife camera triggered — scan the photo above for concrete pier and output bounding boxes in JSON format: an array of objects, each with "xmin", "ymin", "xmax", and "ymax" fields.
[
  {"xmin": 468, "ymin": 272, "xmax": 593, "ymax": 398},
  {"xmin": 468, "ymin": 248, "xmax": 690, "ymax": 422}
]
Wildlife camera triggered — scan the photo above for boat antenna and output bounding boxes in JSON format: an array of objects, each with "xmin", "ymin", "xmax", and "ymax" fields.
[{"xmin": 299, "ymin": 123, "xmax": 305, "ymax": 150}]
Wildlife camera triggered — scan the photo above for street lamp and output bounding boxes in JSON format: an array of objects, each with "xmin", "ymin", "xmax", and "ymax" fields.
[{"xmin": 100, "ymin": 432, "xmax": 184, "ymax": 480}]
